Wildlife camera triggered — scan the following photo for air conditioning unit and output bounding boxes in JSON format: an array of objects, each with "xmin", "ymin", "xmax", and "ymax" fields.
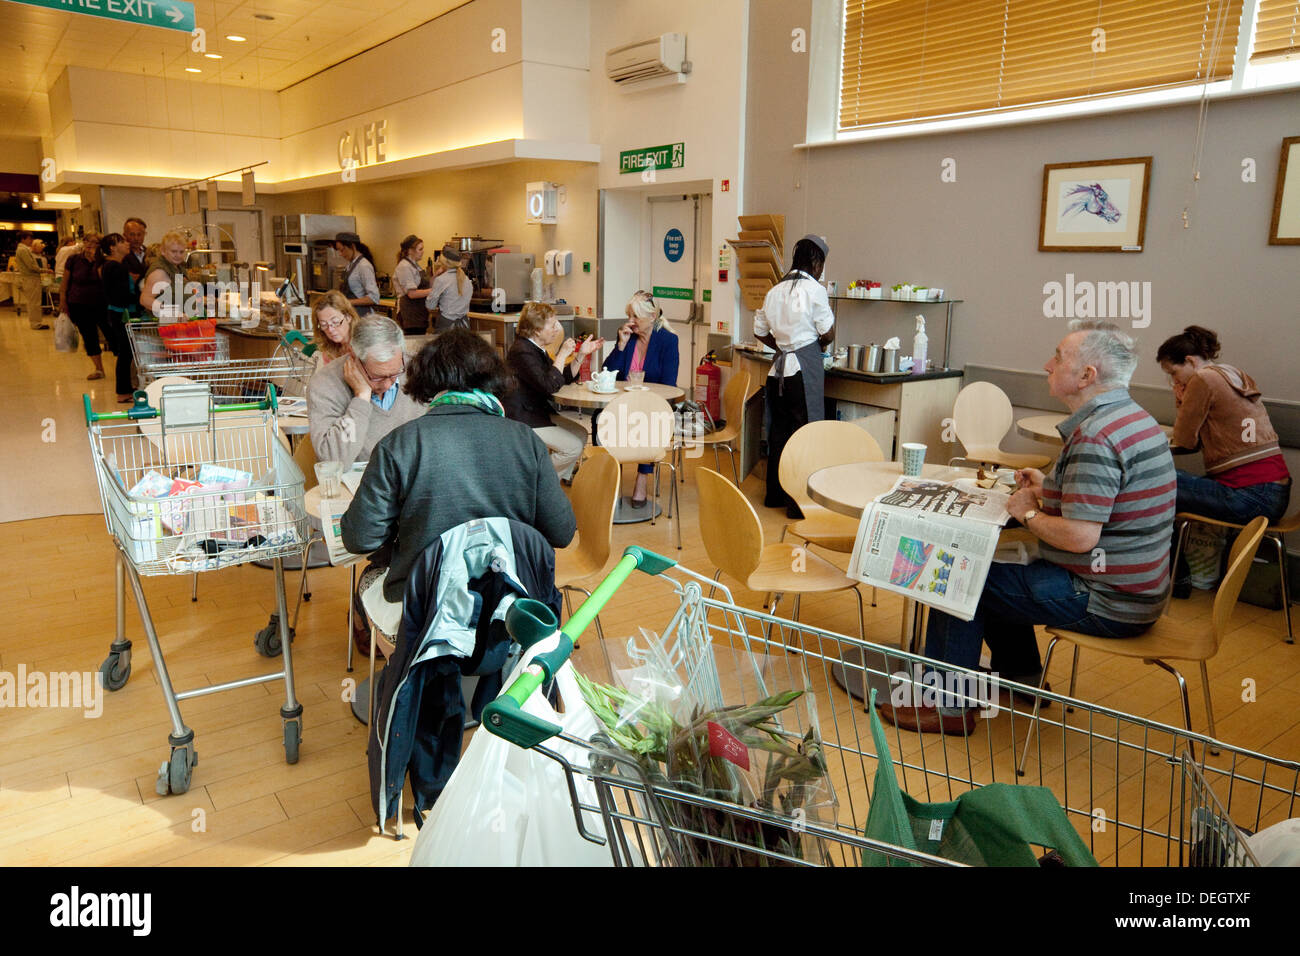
[{"xmin": 606, "ymin": 33, "xmax": 689, "ymax": 88}]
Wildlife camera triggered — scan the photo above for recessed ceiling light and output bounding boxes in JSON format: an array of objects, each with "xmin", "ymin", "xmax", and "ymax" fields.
[
  {"xmin": 226, "ymin": 35, "xmax": 247, "ymax": 42},
  {"xmin": 253, "ymin": 13, "xmax": 275, "ymax": 20},
  {"xmin": 186, "ymin": 67, "xmax": 201, "ymax": 73},
  {"xmin": 205, "ymin": 53, "xmax": 223, "ymax": 59}
]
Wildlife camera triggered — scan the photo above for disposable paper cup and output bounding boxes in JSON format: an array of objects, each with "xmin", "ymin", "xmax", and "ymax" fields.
[{"xmin": 901, "ymin": 442, "xmax": 927, "ymax": 477}]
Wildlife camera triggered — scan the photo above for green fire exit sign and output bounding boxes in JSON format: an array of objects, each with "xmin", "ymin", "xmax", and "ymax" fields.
[{"xmin": 619, "ymin": 143, "xmax": 685, "ymax": 175}]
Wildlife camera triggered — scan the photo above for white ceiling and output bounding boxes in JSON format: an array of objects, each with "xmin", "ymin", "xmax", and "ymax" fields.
[{"xmin": 0, "ymin": 0, "xmax": 469, "ymax": 140}]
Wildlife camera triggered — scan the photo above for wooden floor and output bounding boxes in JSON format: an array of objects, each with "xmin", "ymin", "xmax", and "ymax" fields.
[{"xmin": 1, "ymin": 306, "xmax": 1297, "ymax": 866}]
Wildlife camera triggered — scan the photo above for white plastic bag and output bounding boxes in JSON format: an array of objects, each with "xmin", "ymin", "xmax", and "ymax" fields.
[
  {"xmin": 410, "ymin": 634, "xmax": 614, "ymax": 867},
  {"xmin": 54, "ymin": 312, "xmax": 78, "ymax": 352}
]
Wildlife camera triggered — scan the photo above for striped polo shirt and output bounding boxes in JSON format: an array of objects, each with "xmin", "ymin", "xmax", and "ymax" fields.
[{"xmin": 1039, "ymin": 389, "xmax": 1176, "ymax": 623}]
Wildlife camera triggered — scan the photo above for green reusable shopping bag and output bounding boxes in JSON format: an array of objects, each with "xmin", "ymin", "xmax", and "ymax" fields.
[{"xmin": 863, "ymin": 689, "xmax": 1098, "ymax": 867}]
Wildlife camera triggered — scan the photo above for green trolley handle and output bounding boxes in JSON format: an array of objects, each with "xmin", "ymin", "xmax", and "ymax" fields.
[
  {"xmin": 482, "ymin": 546, "xmax": 676, "ymax": 749},
  {"xmin": 84, "ymin": 384, "xmax": 279, "ymax": 425}
]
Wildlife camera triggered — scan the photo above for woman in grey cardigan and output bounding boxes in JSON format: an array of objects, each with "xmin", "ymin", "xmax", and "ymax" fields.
[{"xmin": 342, "ymin": 328, "xmax": 576, "ymax": 604}]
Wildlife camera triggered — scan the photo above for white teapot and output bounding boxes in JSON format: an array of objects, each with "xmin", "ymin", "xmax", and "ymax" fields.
[{"xmin": 590, "ymin": 369, "xmax": 618, "ymax": 392}]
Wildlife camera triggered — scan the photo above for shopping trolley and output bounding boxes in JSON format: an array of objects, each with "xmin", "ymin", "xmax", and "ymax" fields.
[
  {"xmin": 484, "ymin": 548, "xmax": 1300, "ymax": 866},
  {"xmin": 127, "ymin": 321, "xmax": 317, "ymax": 402},
  {"xmin": 84, "ymin": 383, "xmax": 309, "ymax": 796}
]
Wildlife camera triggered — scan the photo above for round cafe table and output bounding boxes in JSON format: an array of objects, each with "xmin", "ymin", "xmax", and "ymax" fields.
[
  {"xmin": 806, "ymin": 460, "xmax": 987, "ymax": 705},
  {"xmin": 1016, "ymin": 412, "xmax": 1173, "ymax": 446},
  {"xmin": 553, "ymin": 381, "xmax": 686, "ymax": 523}
]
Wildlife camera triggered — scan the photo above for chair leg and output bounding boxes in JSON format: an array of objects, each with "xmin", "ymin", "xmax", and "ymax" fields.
[
  {"xmin": 726, "ymin": 444, "xmax": 739, "ymax": 485},
  {"xmin": 1150, "ymin": 658, "xmax": 1195, "ymax": 755},
  {"xmin": 1272, "ymin": 533, "xmax": 1293, "ymax": 644},
  {"xmin": 713, "ymin": 445, "xmax": 721, "ymax": 475},
  {"xmin": 852, "ymin": 585, "xmax": 865, "ymax": 640},
  {"xmin": 1066, "ymin": 645, "xmax": 1080, "ymax": 713},
  {"xmin": 1167, "ymin": 519, "xmax": 1192, "ymax": 614},
  {"xmin": 563, "ymin": 587, "xmax": 579, "ymax": 649},
  {"xmin": 190, "ymin": 572, "xmax": 199, "ymax": 603},
  {"xmin": 1017, "ymin": 636, "xmax": 1059, "ymax": 777},
  {"xmin": 708, "ymin": 569, "xmax": 722, "ymax": 601},
  {"xmin": 870, "ymin": 586, "xmax": 877, "ymax": 608},
  {"xmin": 1199, "ymin": 660, "xmax": 1220, "ymax": 757},
  {"xmin": 346, "ymin": 563, "xmax": 357, "ymax": 673}
]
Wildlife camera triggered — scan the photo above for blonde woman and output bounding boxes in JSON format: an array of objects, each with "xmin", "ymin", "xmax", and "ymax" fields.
[
  {"xmin": 311, "ymin": 290, "xmax": 358, "ymax": 363},
  {"xmin": 425, "ymin": 248, "xmax": 473, "ymax": 331},
  {"xmin": 599, "ymin": 290, "xmax": 679, "ymax": 505},
  {"xmin": 139, "ymin": 231, "xmax": 188, "ymax": 315}
]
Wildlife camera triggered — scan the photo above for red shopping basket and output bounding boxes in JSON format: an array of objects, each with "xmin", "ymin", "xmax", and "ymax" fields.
[{"xmin": 158, "ymin": 319, "xmax": 218, "ymax": 354}]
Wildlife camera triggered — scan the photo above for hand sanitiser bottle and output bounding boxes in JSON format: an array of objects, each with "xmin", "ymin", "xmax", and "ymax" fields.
[{"xmin": 912, "ymin": 315, "xmax": 928, "ymax": 374}]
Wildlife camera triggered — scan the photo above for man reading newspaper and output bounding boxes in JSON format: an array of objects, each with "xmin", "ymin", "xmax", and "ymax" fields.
[{"xmin": 877, "ymin": 321, "xmax": 1176, "ymax": 734}]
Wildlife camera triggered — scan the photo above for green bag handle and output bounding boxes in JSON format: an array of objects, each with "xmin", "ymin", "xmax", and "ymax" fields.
[{"xmin": 482, "ymin": 546, "xmax": 676, "ymax": 749}]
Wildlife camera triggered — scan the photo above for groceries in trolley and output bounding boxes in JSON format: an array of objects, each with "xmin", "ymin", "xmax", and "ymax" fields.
[{"xmin": 118, "ymin": 463, "xmax": 301, "ymax": 569}]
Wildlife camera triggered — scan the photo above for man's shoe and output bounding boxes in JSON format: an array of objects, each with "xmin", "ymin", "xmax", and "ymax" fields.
[{"xmin": 874, "ymin": 695, "xmax": 978, "ymax": 735}]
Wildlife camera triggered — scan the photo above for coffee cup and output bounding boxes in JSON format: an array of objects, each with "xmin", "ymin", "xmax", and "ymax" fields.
[{"xmin": 901, "ymin": 442, "xmax": 927, "ymax": 477}]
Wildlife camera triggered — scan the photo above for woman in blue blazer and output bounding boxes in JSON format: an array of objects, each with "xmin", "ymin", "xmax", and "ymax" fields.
[{"xmin": 598, "ymin": 291, "xmax": 680, "ymax": 505}]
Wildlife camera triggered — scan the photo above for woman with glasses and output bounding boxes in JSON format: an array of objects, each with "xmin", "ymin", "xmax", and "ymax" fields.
[
  {"xmin": 307, "ymin": 314, "xmax": 425, "ymax": 468},
  {"xmin": 311, "ymin": 290, "xmax": 358, "ymax": 363}
]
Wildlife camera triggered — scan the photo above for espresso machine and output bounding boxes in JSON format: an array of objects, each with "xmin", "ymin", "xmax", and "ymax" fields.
[{"xmin": 273, "ymin": 214, "xmax": 357, "ymax": 294}]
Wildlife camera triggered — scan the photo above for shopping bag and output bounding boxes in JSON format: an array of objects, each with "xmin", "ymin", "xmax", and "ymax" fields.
[
  {"xmin": 863, "ymin": 688, "xmax": 1097, "ymax": 867},
  {"xmin": 410, "ymin": 634, "xmax": 613, "ymax": 867},
  {"xmin": 54, "ymin": 312, "xmax": 79, "ymax": 352}
]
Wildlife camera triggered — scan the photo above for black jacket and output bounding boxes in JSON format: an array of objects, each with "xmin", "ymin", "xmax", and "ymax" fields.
[
  {"xmin": 504, "ymin": 336, "xmax": 575, "ymax": 428},
  {"xmin": 368, "ymin": 518, "xmax": 562, "ymax": 824}
]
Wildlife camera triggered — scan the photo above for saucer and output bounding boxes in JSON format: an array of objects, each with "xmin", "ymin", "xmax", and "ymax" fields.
[
  {"xmin": 623, "ymin": 384, "xmax": 649, "ymax": 391},
  {"xmin": 586, "ymin": 382, "xmax": 616, "ymax": 394}
]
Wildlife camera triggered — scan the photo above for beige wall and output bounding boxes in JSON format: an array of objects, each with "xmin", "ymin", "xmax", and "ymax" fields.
[
  {"xmin": 0, "ymin": 138, "xmax": 42, "ymax": 176},
  {"xmin": 745, "ymin": 0, "xmax": 1300, "ymax": 403},
  {"xmin": 312, "ymin": 158, "xmax": 599, "ymax": 312}
]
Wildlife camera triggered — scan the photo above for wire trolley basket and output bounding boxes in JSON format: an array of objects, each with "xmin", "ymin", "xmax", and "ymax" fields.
[
  {"xmin": 483, "ymin": 548, "xmax": 1300, "ymax": 867},
  {"xmin": 83, "ymin": 383, "xmax": 309, "ymax": 797},
  {"xmin": 127, "ymin": 321, "xmax": 317, "ymax": 402}
]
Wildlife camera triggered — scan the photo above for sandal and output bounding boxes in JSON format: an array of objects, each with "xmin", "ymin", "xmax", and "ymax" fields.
[{"xmin": 87, "ymin": 371, "xmax": 105, "ymax": 380}]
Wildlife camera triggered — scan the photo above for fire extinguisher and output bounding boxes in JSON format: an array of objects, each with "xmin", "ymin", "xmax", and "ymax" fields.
[
  {"xmin": 576, "ymin": 334, "xmax": 594, "ymax": 382},
  {"xmin": 695, "ymin": 351, "xmax": 722, "ymax": 424}
]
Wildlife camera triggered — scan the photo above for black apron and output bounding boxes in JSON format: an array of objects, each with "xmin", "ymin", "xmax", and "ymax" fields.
[{"xmin": 341, "ymin": 256, "xmax": 375, "ymax": 316}]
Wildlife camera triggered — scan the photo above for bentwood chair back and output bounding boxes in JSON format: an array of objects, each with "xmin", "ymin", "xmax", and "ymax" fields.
[
  {"xmin": 293, "ymin": 433, "xmax": 319, "ymax": 492},
  {"xmin": 951, "ymin": 382, "xmax": 1052, "ymax": 470},
  {"xmin": 599, "ymin": 390, "xmax": 681, "ymax": 548},
  {"xmin": 696, "ymin": 468, "xmax": 865, "ymax": 637},
  {"xmin": 1018, "ymin": 516, "xmax": 1269, "ymax": 774},
  {"xmin": 779, "ymin": 420, "xmax": 883, "ymax": 553},
  {"xmin": 554, "ymin": 447, "xmax": 621, "ymax": 663},
  {"xmin": 681, "ymin": 370, "xmax": 752, "ymax": 483}
]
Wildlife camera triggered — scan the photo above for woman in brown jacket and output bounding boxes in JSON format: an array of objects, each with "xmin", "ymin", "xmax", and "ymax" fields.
[{"xmin": 1157, "ymin": 326, "xmax": 1291, "ymax": 591}]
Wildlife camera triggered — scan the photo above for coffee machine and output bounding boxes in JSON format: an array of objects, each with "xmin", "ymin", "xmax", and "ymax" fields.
[{"xmin": 273, "ymin": 214, "xmax": 357, "ymax": 294}]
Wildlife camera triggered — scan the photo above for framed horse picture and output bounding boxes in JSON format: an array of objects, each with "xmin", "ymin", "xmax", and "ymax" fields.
[{"xmin": 1039, "ymin": 157, "xmax": 1152, "ymax": 253}]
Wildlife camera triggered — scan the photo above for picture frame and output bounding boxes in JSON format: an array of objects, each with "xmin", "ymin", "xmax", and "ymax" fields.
[
  {"xmin": 1039, "ymin": 157, "xmax": 1152, "ymax": 253},
  {"xmin": 1268, "ymin": 136, "xmax": 1300, "ymax": 245}
]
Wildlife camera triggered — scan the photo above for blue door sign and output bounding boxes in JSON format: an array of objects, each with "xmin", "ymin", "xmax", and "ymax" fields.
[{"xmin": 663, "ymin": 228, "xmax": 685, "ymax": 263}]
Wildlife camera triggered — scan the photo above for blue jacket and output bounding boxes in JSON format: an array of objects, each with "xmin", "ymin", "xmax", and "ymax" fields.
[
  {"xmin": 602, "ymin": 325, "xmax": 679, "ymax": 387},
  {"xmin": 368, "ymin": 517, "xmax": 561, "ymax": 825}
]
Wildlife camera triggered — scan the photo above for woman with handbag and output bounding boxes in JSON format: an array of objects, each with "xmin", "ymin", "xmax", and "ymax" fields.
[{"xmin": 60, "ymin": 233, "xmax": 112, "ymax": 383}]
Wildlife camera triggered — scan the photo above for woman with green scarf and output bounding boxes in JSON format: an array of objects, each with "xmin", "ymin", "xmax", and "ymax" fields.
[{"xmin": 341, "ymin": 328, "xmax": 576, "ymax": 606}]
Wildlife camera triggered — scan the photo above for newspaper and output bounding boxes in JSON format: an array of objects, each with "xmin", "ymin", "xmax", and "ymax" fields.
[{"xmin": 847, "ymin": 477, "xmax": 1014, "ymax": 621}]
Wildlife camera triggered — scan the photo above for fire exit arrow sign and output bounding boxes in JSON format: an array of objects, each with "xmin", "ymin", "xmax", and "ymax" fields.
[{"xmin": 7, "ymin": 0, "xmax": 197, "ymax": 33}]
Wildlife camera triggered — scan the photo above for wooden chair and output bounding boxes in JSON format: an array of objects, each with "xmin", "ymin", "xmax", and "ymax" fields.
[
  {"xmin": 675, "ymin": 370, "xmax": 751, "ymax": 484},
  {"xmin": 1017, "ymin": 516, "xmax": 1269, "ymax": 775},
  {"xmin": 598, "ymin": 389, "xmax": 681, "ymax": 549},
  {"xmin": 779, "ymin": 420, "xmax": 884, "ymax": 552},
  {"xmin": 556, "ymin": 448, "xmax": 620, "ymax": 654},
  {"xmin": 950, "ymin": 381, "xmax": 1052, "ymax": 470},
  {"xmin": 696, "ymin": 467, "xmax": 865, "ymax": 639},
  {"xmin": 1172, "ymin": 506, "xmax": 1297, "ymax": 643}
]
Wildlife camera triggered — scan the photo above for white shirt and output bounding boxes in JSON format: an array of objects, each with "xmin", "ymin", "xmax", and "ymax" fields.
[
  {"xmin": 345, "ymin": 255, "xmax": 381, "ymax": 314},
  {"xmin": 54, "ymin": 243, "xmax": 82, "ymax": 278},
  {"xmin": 425, "ymin": 269, "xmax": 473, "ymax": 325},
  {"xmin": 752, "ymin": 272, "xmax": 834, "ymax": 377}
]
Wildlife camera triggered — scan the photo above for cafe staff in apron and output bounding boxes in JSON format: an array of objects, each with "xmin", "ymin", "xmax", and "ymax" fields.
[
  {"xmin": 753, "ymin": 234, "xmax": 835, "ymax": 517},
  {"xmin": 335, "ymin": 231, "xmax": 380, "ymax": 317},
  {"xmin": 392, "ymin": 234, "xmax": 431, "ymax": 334}
]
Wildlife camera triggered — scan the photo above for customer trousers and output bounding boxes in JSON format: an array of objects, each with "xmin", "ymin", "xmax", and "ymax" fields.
[
  {"xmin": 1171, "ymin": 470, "xmax": 1291, "ymax": 582},
  {"xmin": 923, "ymin": 560, "xmax": 1153, "ymax": 709},
  {"xmin": 21, "ymin": 276, "xmax": 43, "ymax": 328},
  {"xmin": 69, "ymin": 302, "xmax": 112, "ymax": 358},
  {"xmin": 533, "ymin": 413, "xmax": 588, "ymax": 481}
]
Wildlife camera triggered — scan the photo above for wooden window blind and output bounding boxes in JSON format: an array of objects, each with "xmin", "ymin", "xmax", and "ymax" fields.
[
  {"xmin": 840, "ymin": 0, "xmax": 1244, "ymax": 130},
  {"xmin": 1252, "ymin": 0, "xmax": 1300, "ymax": 61}
]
